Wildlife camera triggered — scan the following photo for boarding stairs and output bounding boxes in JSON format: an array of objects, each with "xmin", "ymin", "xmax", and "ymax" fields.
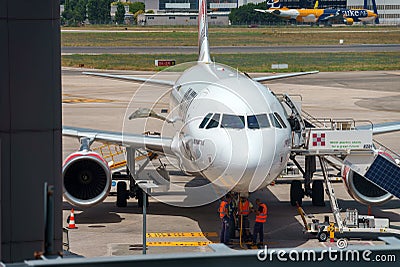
[{"xmin": 280, "ymin": 94, "xmax": 400, "ymax": 200}]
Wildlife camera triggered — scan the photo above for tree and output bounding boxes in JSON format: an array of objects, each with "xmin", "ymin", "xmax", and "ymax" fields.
[
  {"xmin": 229, "ymin": 1, "xmax": 281, "ymax": 25},
  {"xmin": 99, "ymin": 0, "xmax": 112, "ymax": 24},
  {"xmin": 128, "ymin": 1, "xmax": 145, "ymax": 15},
  {"xmin": 134, "ymin": 9, "xmax": 144, "ymax": 24},
  {"xmin": 62, "ymin": 0, "xmax": 87, "ymax": 26},
  {"xmin": 74, "ymin": 0, "xmax": 87, "ymax": 23},
  {"xmin": 87, "ymin": 0, "xmax": 100, "ymax": 24},
  {"xmin": 87, "ymin": 0, "xmax": 112, "ymax": 24},
  {"xmin": 115, "ymin": 2, "xmax": 126, "ymax": 24}
]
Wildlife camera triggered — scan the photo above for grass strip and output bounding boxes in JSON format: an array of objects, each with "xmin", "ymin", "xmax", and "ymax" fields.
[
  {"xmin": 62, "ymin": 27, "xmax": 400, "ymax": 47},
  {"xmin": 62, "ymin": 52, "xmax": 400, "ymax": 72}
]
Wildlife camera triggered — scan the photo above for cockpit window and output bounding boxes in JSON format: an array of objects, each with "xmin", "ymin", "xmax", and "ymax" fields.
[
  {"xmin": 206, "ymin": 113, "xmax": 220, "ymax": 129},
  {"xmin": 269, "ymin": 113, "xmax": 282, "ymax": 128},
  {"xmin": 247, "ymin": 114, "xmax": 270, "ymax": 129},
  {"xmin": 274, "ymin": 112, "xmax": 287, "ymax": 128},
  {"xmin": 199, "ymin": 113, "xmax": 213, "ymax": 128},
  {"xmin": 221, "ymin": 114, "xmax": 245, "ymax": 129}
]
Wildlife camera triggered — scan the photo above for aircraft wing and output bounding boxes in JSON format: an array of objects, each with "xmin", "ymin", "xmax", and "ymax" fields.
[
  {"xmin": 356, "ymin": 122, "xmax": 400, "ymax": 135},
  {"xmin": 253, "ymin": 71, "xmax": 319, "ymax": 83},
  {"xmin": 82, "ymin": 72, "xmax": 175, "ymax": 86},
  {"xmin": 254, "ymin": 9, "xmax": 271, "ymax": 14},
  {"xmin": 63, "ymin": 126, "xmax": 174, "ymax": 155}
]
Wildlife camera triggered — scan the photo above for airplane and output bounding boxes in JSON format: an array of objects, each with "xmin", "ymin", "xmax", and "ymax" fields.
[
  {"xmin": 62, "ymin": 0, "xmax": 399, "ymax": 209},
  {"xmin": 255, "ymin": 0, "xmax": 378, "ymax": 26}
]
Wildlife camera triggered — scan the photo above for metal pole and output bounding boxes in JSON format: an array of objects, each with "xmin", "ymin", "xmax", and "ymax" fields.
[
  {"xmin": 45, "ymin": 185, "xmax": 55, "ymax": 256},
  {"xmin": 142, "ymin": 189, "xmax": 147, "ymax": 255}
]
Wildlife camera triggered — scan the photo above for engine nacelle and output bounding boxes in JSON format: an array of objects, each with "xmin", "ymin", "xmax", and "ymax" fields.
[
  {"xmin": 63, "ymin": 151, "xmax": 111, "ymax": 208},
  {"xmin": 342, "ymin": 165, "xmax": 392, "ymax": 206},
  {"xmin": 344, "ymin": 18, "xmax": 354, "ymax": 25}
]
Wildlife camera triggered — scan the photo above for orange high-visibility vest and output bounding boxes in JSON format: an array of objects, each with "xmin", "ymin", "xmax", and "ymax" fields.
[
  {"xmin": 219, "ymin": 200, "xmax": 228, "ymax": 219},
  {"xmin": 255, "ymin": 203, "xmax": 267, "ymax": 223},
  {"xmin": 239, "ymin": 200, "xmax": 250, "ymax": 216}
]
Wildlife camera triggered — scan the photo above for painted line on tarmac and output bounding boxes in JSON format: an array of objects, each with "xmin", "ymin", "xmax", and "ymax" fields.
[
  {"xmin": 146, "ymin": 232, "xmax": 218, "ymax": 238},
  {"xmin": 146, "ymin": 241, "xmax": 213, "ymax": 247}
]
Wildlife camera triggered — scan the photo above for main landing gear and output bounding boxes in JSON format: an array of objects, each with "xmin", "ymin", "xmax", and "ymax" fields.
[
  {"xmin": 115, "ymin": 150, "xmax": 158, "ymax": 208},
  {"xmin": 290, "ymin": 155, "xmax": 325, "ymax": 207}
]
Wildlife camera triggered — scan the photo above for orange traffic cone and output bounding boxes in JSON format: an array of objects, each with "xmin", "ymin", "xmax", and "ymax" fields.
[{"xmin": 67, "ymin": 208, "xmax": 77, "ymax": 229}]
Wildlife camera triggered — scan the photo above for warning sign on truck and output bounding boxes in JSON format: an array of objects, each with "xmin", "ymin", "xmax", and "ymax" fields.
[{"xmin": 308, "ymin": 130, "xmax": 372, "ymax": 150}]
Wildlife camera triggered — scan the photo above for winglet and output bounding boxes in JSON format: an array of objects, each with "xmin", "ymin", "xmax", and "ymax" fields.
[{"xmin": 198, "ymin": 0, "xmax": 212, "ymax": 63}]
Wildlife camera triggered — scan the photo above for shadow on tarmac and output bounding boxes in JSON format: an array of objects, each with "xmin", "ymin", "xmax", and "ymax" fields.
[{"xmin": 62, "ymin": 183, "xmax": 400, "ymax": 249}]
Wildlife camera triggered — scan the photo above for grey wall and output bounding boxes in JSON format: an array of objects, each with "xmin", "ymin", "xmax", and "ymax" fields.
[
  {"xmin": 139, "ymin": 14, "xmax": 229, "ymax": 26},
  {"xmin": 0, "ymin": 0, "xmax": 62, "ymax": 263}
]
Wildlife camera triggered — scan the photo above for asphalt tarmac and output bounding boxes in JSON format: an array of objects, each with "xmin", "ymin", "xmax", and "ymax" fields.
[
  {"xmin": 62, "ymin": 68, "xmax": 400, "ymax": 257},
  {"xmin": 61, "ymin": 44, "xmax": 400, "ymax": 55}
]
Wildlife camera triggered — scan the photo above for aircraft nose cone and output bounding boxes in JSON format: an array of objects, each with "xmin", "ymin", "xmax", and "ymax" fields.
[{"xmin": 203, "ymin": 129, "xmax": 277, "ymax": 193}]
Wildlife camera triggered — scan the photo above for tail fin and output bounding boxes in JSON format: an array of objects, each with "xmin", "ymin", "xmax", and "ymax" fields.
[
  {"xmin": 365, "ymin": 0, "xmax": 379, "ymax": 24},
  {"xmin": 314, "ymin": 0, "xmax": 319, "ymax": 9},
  {"xmin": 267, "ymin": 0, "xmax": 281, "ymax": 8},
  {"xmin": 198, "ymin": 0, "xmax": 212, "ymax": 63}
]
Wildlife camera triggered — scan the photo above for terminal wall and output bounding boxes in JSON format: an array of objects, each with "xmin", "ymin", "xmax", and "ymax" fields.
[{"xmin": 0, "ymin": 0, "xmax": 62, "ymax": 263}]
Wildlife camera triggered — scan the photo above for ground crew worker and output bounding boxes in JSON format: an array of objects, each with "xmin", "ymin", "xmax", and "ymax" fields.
[
  {"xmin": 219, "ymin": 194, "xmax": 231, "ymax": 244},
  {"xmin": 288, "ymin": 112, "xmax": 302, "ymax": 147},
  {"xmin": 252, "ymin": 198, "xmax": 267, "ymax": 246},
  {"xmin": 228, "ymin": 193, "xmax": 237, "ymax": 239},
  {"xmin": 238, "ymin": 196, "xmax": 253, "ymax": 242}
]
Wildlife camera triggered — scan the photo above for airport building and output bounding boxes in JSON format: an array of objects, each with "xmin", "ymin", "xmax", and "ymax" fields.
[
  {"xmin": 129, "ymin": 0, "xmax": 265, "ymax": 25},
  {"xmin": 137, "ymin": 12, "xmax": 229, "ymax": 25},
  {"xmin": 347, "ymin": 0, "xmax": 400, "ymax": 25},
  {"xmin": 123, "ymin": 0, "xmax": 265, "ymax": 12},
  {"xmin": 110, "ymin": 0, "xmax": 400, "ymax": 25}
]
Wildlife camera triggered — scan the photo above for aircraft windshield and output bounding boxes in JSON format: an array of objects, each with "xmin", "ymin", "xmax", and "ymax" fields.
[
  {"xmin": 269, "ymin": 113, "xmax": 282, "ymax": 128},
  {"xmin": 199, "ymin": 113, "xmax": 213, "ymax": 128},
  {"xmin": 247, "ymin": 114, "xmax": 270, "ymax": 129},
  {"xmin": 221, "ymin": 114, "xmax": 245, "ymax": 129},
  {"xmin": 206, "ymin": 113, "xmax": 220, "ymax": 129},
  {"xmin": 274, "ymin": 112, "xmax": 287, "ymax": 128}
]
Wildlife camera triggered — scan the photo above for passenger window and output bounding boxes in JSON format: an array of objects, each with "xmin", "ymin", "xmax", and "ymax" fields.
[
  {"xmin": 269, "ymin": 113, "xmax": 282, "ymax": 128},
  {"xmin": 206, "ymin": 113, "xmax": 220, "ymax": 129},
  {"xmin": 274, "ymin": 112, "xmax": 287, "ymax": 128},
  {"xmin": 221, "ymin": 114, "xmax": 245, "ymax": 129},
  {"xmin": 248, "ymin": 114, "xmax": 270, "ymax": 129},
  {"xmin": 199, "ymin": 113, "xmax": 213, "ymax": 128}
]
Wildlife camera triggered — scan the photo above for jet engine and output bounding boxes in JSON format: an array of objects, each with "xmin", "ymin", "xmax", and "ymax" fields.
[
  {"xmin": 342, "ymin": 165, "xmax": 392, "ymax": 206},
  {"xmin": 63, "ymin": 151, "xmax": 111, "ymax": 208},
  {"xmin": 344, "ymin": 18, "xmax": 354, "ymax": 25}
]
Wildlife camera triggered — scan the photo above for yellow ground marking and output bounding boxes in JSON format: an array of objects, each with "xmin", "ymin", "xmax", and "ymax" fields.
[
  {"xmin": 146, "ymin": 232, "xmax": 218, "ymax": 238},
  {"xmin": 62, "ymin": 94, "xmax": 114, "ymax": 103},
  {"xmin": 62, "ymin": 98, "xmax": 114, "ymax": 103},
  {"xmin": 146, "ymin": 241, "xmax": 213, "ymax": 247}
]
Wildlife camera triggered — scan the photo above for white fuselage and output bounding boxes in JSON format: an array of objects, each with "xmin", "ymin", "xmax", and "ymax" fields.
[{"xmin": 168, "ymin": 63, "xmax": 292, "ymax": 193}]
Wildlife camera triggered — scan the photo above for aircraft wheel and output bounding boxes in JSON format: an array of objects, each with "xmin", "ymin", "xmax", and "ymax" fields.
[
  {"xmin": 290, "ymin": 180, "xmax": 303, "ymax": 206},
  {"xmin": 317, "ymin": 231, "xmax": 328, "ymax": 242},
  {"xmin": 312, "ymin": 180, "xmax": 325, "ymax": 206},
  {"xmin": 116, "ymin": 181, "xmax": 127, "ymax": 207}
]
